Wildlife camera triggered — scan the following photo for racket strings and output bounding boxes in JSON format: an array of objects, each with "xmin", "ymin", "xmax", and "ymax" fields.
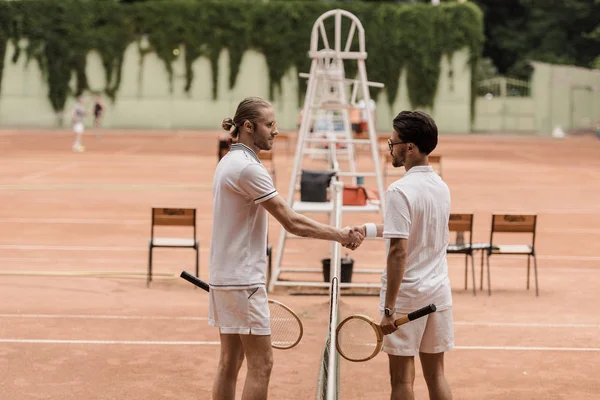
[
  {"xmin": 337, "ymin": 318, "xmax": 379, "ymax": 361},
  {"xmin": 269, "ymin": 302, "xmax": 301, "ymax": 349}
]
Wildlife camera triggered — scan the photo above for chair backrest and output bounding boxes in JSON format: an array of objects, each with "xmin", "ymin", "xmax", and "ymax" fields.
[
  {"xmin": 449, "ymin": 213, "xmax": 473, "ymax": 244},
  {"xmin": 258, "ymin": 150, "xmax": 273, "ymax": 161},
  {"xmin": 490, "ymin": 214, "xmax": 537, "ymax": 246},
  {"xmin": 429, "ymin": 155, "xmax": 442, "ymax": 177},
  {"xmin": 151, "ymin": 207, "xmax": 196, "ymax": 237}
]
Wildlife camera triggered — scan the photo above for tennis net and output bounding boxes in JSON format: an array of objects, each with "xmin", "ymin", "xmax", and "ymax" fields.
[{"xmin": 316, "ymin": 181, "xmax": 344, "ymax": 399}]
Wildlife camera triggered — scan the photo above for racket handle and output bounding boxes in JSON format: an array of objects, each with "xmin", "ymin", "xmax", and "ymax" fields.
[
  {"xmin": 407, "ymin": 304, "xmax": 437, "ymax": 321},
  {"xmin": 180, "ymin": 271, "xmax": 210, "ymax": 292}
]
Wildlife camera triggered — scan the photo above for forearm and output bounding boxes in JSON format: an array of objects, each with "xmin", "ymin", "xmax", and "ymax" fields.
[
  {"xmin": 288, "ymin": 213, "xmax": 342, "ymax": 242},
  {"xmin": 384, "ymin": 243, "xmax": 406, "ymax": 309}
]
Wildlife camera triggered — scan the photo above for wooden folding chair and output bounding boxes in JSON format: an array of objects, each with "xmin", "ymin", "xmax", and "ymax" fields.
[
  {"xmin": 429, "ymin": 155, "xmax": 443, "ymax": 178},
  {"xmin": 483, "ymin": 214, "xmax": 539, "ymax": 296},
  {"xmin": 148, "ymin": 207, "xmax": 199, "ymax": 287},
  {"xmin": 447, "ymin": 213, "xmax": 477, "ymax": 296}
]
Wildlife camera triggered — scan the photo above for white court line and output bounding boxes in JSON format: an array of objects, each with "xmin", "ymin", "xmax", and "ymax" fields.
[
  {"xmin": 455, "ymin": 346, "xmax": 600, "ymax": 352},
  {"xmin": 113, "ymin": 144, "xmax": 145, "ymax": 156},
  {"xmin": 0, "ymin": 244, "xmax": 209, "ymax": 252},
  {"xmin": 0, "ymin": 314, "xmax": 595, "ymax": 328},
  {"xmin": 0, "ymin": 257, "xmax": 143, "ymax": 264},
  {"xmin": 0, "ymin": 217, "xmax": 212, "ymax": 224},
  {"xmin": 0, "ymin": 314, "xmax": 207, "ymax": 321},
  {"xmin": 20, "ymin": 162, "xmax": 78, "ymax": 182},
  {"xmin": 0, "ymin": 183, "xmax": 210, "ymax": 191},
  {"xmin": 0, "ymin": 339, "xmax": 219, "ymax": 345},
  {"xmin": 455, "ymin": 322, "xmax": 600, "ymax": 329},
  {"xmin": 0, "ymin": 218, "xmax": 147, "ymax": 224},
  {"xmin": 0, "ymin": 340, "xmax": 598, "ymax": 351}
]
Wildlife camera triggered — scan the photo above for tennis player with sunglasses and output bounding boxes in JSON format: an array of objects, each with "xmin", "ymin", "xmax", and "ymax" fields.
[{"xmin": 355, "ymin": 111, "xmax": 454, "ymax": 400}]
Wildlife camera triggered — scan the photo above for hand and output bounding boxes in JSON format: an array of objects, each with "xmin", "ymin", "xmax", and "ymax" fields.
[
  {"xmin": 380, "ymin": 314, "xmax": 397, "ymax": 335},
  {"xmin": 340, "ymin": 226, "xmax": 364, "ymax": 250}
]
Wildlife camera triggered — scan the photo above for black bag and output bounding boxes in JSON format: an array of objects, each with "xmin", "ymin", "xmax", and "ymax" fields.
[{"xmin": 300, "ymin": 170, "xmax": 336, "ymax": 202}]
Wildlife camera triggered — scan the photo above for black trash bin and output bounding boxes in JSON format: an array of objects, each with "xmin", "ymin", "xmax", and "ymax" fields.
[{"xmin": 322, "ymin": 256, "xmax": 354, "ymax": 283}]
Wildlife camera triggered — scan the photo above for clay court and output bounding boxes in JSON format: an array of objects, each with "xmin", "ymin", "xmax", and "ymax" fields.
[{"xmin": 1, "ymin": 129, "xmax": 599, "ymax": 399}]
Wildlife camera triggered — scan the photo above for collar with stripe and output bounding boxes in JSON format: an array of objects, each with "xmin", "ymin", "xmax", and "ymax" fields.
[{"xmin": 230, "ymin": 143, "xmax": 260, "ymax": 163}]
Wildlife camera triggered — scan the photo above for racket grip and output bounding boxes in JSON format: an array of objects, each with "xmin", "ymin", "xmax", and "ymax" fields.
[
  {"xmin": 180, "ymin": 271, "xmax": 210, "ymax": 292},
  {"xmin": 407, "ymin": 304, "xmax": 436, "ymax": 321}
]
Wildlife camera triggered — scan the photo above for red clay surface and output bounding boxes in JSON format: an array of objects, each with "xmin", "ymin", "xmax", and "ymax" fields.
[{"xmin": 0, "ymin": 128, "xmax": 599, "ymax": 399}]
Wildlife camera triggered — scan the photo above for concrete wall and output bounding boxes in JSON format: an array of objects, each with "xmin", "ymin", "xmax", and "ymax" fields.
[
  {"xmin": 530, "ymin": 62, "xmax": 600, "ymax": 134},
  {"xmin": 473, "ymin": 97, "xmax": 536, "ymax": 132},
  {"xmin": 0, "ymin": 39, "xmax": 473, "ymax": 133}
]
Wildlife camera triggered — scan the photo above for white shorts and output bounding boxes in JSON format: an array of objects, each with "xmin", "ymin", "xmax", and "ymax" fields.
[
  {"xmin": 73, "ymin": 122, "xmax": 84, "ymax": 134},
  {"xmin": 208, "ymin": 286, "xmax": 271, "ymax": 335},
  {"xmin": 382, "ymin": 307, "xmax": 454, "ymax": 356}
]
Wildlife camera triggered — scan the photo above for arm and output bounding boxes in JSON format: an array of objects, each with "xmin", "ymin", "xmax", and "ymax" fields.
[
  {"xmin": 380, "ymin": 238, "xmax": 407, "ymax": 334},
  {"xmin": 261, "ymin": 194, "xmax": 362, "ymax": 248}
]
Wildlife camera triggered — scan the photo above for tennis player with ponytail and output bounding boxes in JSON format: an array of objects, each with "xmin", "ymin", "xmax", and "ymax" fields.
[
  {"xmin": 209, "ymin": 96, "xmax": 364, "ymax": 400},
  {"xmin": 356, "ymin": 111, "xmax": 454, "ymax": 400}
]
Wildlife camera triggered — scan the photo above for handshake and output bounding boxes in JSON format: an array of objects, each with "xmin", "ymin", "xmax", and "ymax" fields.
[{"xmin": 339, "ymin": 225, "xmax": 367, "ymax": 251}]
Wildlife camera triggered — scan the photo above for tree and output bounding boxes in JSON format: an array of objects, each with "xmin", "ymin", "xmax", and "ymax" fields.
[{"xmin": 473, "ymin": 0, "xmax": 600, "ymax": 78}]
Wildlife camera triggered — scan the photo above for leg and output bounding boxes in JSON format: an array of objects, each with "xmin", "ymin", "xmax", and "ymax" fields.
[
  {"xmin": 239, "ymin": 334, "xmax": 273, "ymax": 400},
  {"xmin": 533, "ymin": 254, "xmax": 539, "ymax": 297},
  {"xmin": 486, "ymin": 254, "xmax": 492, "ymax": 296},
  {"xmin": 526, "ymin": 255, "xmax": 531, "ymax": 290},
  {"xmin": 388, "ymin": 355, "xmax": 415, "ymax": 400},
  {"xmin": 470, "ymin": 254, "xmax": 476, "ymax": 296},
  {"xmin": 480, "ymin": 251, "xmax": 485, "ymax": 291},
  {"xmin": 147, "ymin": 244, "xmax": 153, "ymax": 287},
  {"xmin": 213, "ymin": 333, "xmax": 245, "ymax": 400},
  {"xmin": 195, "ymin": 242, "xmax": 200, "ymax": 278},
  {"xmin": 463, "ymin": 255, "xmax": 468, "ymax": 291},
  {"xmin": 420, "ymin": 352, "xmax": 453, "ymax": 400}
]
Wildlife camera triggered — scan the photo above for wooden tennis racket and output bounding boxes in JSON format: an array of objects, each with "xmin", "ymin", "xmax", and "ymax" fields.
[
  {"xmin": 180, "ymin": 271, "xmax": 303, "ymax": 350},
  {"xmin": 335, "ymin": 304, "xmax": 437, "ymax": 362}
]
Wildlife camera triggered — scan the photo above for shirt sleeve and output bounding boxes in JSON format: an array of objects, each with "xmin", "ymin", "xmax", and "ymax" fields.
[
  {"xmin": 238, "ymin": 163, "xmax": 278, "ymax": 204},
  {"xmin": 383, "ymin": 189, "xmax": 410, "ymax": 239}
]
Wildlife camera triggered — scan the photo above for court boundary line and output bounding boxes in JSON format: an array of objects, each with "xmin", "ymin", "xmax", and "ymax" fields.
[
  {"xmin": 20, "ymin": 162, "xmax": 79, "ymax": 182},
  {"xmin": 0, "ymin": 314, "xmax": 597, "ymax": 328},
  {"xmin": 0, "ymin": 339, "xmax": 598, "ymax": 351},
  {"xmin": 0, "ymin": 314, "xmax": 207, "ymax": 321}
]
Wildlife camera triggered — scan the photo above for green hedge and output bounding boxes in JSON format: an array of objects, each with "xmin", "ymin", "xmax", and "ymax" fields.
[{"xmin": 0, "ymin": 0, "xmax": 484, "ymax": 115}]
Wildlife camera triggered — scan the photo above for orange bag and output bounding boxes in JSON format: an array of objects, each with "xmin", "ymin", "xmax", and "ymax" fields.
[{"xmin": 343, "ymin": 186, "xmax": 379, "ymax": 206}]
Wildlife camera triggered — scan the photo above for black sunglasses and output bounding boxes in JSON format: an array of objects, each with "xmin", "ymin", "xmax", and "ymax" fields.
[{"xmin": 388, "ymin": 138, "xmax": 406, "ymax": 151}]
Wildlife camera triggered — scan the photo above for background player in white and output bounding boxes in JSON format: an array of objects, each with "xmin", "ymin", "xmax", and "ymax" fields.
[
  {"xmin": 209, "ymin": 97, "xmax": 364, "ymax": 400},
  {"xmin": 71, "ymin": 95, "xmax": 87, "ymax": 152},
  {"xmin": 355, "ymin": 111, "xmax": 453, "ymax": 400}
]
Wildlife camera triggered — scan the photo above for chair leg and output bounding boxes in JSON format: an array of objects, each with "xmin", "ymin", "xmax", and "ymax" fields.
[
  {"xmin": 480, "ymin": 251, "xmax": 485, "ymax": 291},
  {"xmin": 526, "ymin": 255, "xmax": 531, "ymax": 290},
  {"xmin": 533, "ymin": 254, "xmax": 539, "ymax": 297},
  {"xmin": 486, "ymin": 254, "xmax": 491, "ymax": 296},
  {"xmin": 470, "ymin": 254, "xmax": 476, "ymax": 296},
  {"xmin": 195, "ymin": 241, "xmax": 200, "ymax": 279},
  {"xmin": 464, "ymin": 255, "xmax": 468, "ymax": 291},
  {"xmin": 147, "ymin": 245, "xmax": 153, "ymax": 288}
]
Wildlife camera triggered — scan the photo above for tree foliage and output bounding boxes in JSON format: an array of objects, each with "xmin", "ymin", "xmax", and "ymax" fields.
[
  {"xmin": 0, "ymin": 0, "xmax": 483, "ymax": 114},
  {"xmin": 473, "ymin": 0, "xmax": 600, "ymax": 77}
]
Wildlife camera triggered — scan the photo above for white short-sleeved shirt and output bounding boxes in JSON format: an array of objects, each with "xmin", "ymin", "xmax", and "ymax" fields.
[
  {"xmin": 380, "ymin": 165, "xmax": 452, "ymax": 312},
  {"xmin": 209, "ymin": 143, "xmax": 278, "ymax": 290}
]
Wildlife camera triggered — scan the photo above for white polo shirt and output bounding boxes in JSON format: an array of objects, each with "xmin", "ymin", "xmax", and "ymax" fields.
[
  {"xmin": 209, "ymin": 143, "xmax": 278, "ymax": 290},
  {"xmin": 381, "ymin": 165, "xmax": 452, "ymax": 312}
]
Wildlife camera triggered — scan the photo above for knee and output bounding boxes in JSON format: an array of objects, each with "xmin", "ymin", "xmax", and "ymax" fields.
[
  {"xmin": 390, "ymin": 373, "xmax": 414, "ymax": 387},
  {"xmin": 219, "ymin": 351, "xmax": 245, "ymax": 374},
  {"xmin": 247, "ymin": 353, "xmax": 273, "ymax": 378},
  {"xmin": 422, "ymin": 367, "xmax": 445, "ymax": 384}
]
